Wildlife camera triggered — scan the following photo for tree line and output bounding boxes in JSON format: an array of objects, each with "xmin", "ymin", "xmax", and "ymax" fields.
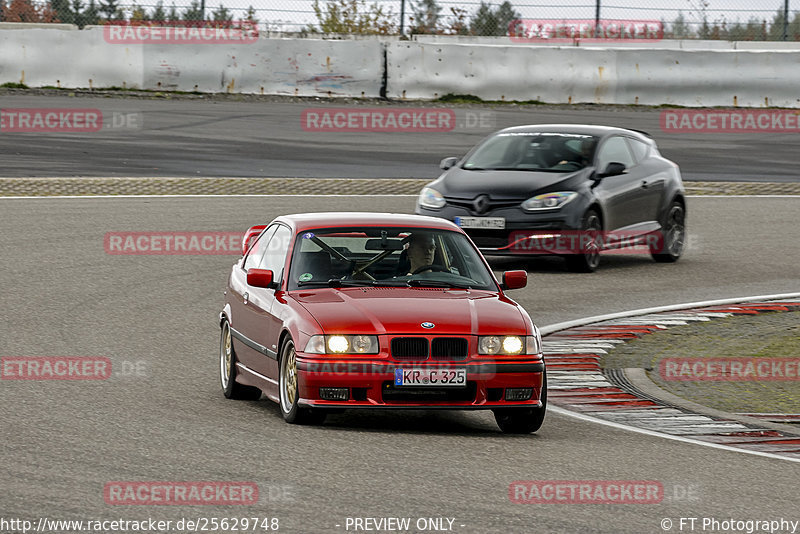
[
  {"xmin": 2, "ymin": 0, "xmax": 800, "ymax": 40},
  {"xmin": 0, "ymin": 0, "xmax": 257, "ymax": 27},
  {"xmin": 668, "ymin": 10, "xmax": 800, "ymax": 41}
]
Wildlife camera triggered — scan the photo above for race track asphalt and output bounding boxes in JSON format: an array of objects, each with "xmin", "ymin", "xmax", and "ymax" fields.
[
  {"xmin": 1, "ymin": 94, "xmax": 799, "ymax": 182},
  {"xmin": 1, "ymin": 193, "xmax": 798, "ymax": 533}
]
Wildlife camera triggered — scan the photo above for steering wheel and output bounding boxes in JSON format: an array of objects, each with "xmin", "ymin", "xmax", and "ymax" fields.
[
  {"xmin": 411, "ymin": 264, "xmax": 449, "ymax": 275},
  {"xmin": 554, "ymin": 160, "xmax": 582, "ymax": 171}
]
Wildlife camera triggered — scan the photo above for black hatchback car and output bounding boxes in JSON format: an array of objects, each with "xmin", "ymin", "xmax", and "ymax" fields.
[{"xmin": 415, "ymin": 124, "xmax": 686, "ymax": 272}]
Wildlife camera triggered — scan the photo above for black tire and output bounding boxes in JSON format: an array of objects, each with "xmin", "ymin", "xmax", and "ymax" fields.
[
  {"xmin": 651, "ymin": 201, "xmax": 686, "ymax": 263},
  {"xmin": 565, "ymin": 209, "xmax": 602, "ymax": 273},
  {"xmin": 278, "ymin": 338, "xmax": 327, "ymax": 425},
  {"xmin": 494, "ymin": 372, "xmax": 547, "ymax": 434},
  {"xmin": 220, "ymin": 321, "xmax": 262, "ymax": 400}
]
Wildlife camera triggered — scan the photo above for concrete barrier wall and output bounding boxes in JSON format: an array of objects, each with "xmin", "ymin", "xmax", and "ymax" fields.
[
  {"xmin": 142, "ymin": 38, "xmax": 383, "ymax": 96},
  {"xmin": 612, "ymin": 48, "xmax": 800, "ymax": 107},
  {"xmin": 0, "ymin": 27, "xmax": 383, "ymax": 97},
  {"xmin": 3, "ymin": 27, "xmax": 800, "ymax": 107},
  {"xmin": 386, "ymin": 42, "xmax": 800, "ymax": 107},
  {"xmin": 0, "ymin": 27, "xmax": 142, "ymax": 88},
  {"xmin": 411, "ymin": 34, "xmax": 800, "ymax": 50}
]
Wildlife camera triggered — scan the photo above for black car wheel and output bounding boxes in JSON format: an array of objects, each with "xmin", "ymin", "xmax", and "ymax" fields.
[
  {"xmin": 493, "ymin": 372, "xmax": 547, "ymax": 434},
  {"xmin": 651, "ymin": 201, "xmax": 686, "ymax": 263},
  {"xmin": 278, "ymin": 338, "xmax": 326, "ymax": 425},
  {"xmin": 220, "ymin": 321, "xmax": 262, "ymax": 400},
  {"xmin": 565, "ymin": 209, "xmax": 602, "ymax": 273}
]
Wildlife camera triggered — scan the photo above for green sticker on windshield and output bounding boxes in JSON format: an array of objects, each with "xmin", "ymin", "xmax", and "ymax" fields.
[{"xmin": 299, "ymin": 273, "xmax": 313, "ymax": 282}]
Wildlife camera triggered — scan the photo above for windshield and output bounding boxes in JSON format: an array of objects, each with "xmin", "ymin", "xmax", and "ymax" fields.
[
  {"xmin": 462, "ymin": 132, "xmax": 599, "ymax": 172},
  {"xmin": 287, "ymin": 227, "xmax": 497, "ymax": 291}
]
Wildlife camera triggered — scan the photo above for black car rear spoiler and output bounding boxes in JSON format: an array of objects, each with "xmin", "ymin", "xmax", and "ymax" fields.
[{"xmin": 627, "ymin": 128, "xmax": 653, "ymax": 138}]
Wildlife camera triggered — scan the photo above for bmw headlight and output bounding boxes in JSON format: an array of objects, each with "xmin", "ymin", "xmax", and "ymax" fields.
[
  {"xmin": 529, "ymin": 325, "xmax": 542, "ymax": 355},
  {"xmin": 478, "ymin": 334, "xmax": 541, "ymax": 356},
  {"xmin": 418, "ymin": 187, "xmax": 446, "ymax": 209},
  {"xmin": 521, "ymin": 191, "xmax": 577, "ymax": 211},
  {"xmin": 304, "ymin": 335, "xmax": 379, "ymax": 354},
  {"xmin": 327, "ymin": 335, "xmax": 349, "ymax": 353}
]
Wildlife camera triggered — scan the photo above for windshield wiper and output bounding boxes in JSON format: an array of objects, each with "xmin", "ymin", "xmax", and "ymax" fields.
[
  {"xmin": 406, "ymin": 279, "xmax": 472, "ymax": 289},
  {"xmin": 296, "ymin": 280, "xmax": 330, "ymax": 287},
  {"xmin": 484, "ymin": 166, "xmax": 523, "ymax": 171},
  {"xmin": 326, "ymin": 278, "xmax": 377, "ymax": 287},
  {"xmin": 479, "ymin": 167, "xmax": 576, "ymax": 173},
  {"xmin": 299, "ymin": 278, "xmax": 475, "ymax": 289},
  {"xmin": 296, "ymin": 279, "xmax": 374, "ymax": 287}
]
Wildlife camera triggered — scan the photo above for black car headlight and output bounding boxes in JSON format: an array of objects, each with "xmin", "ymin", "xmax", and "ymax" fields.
[
  {"xmin": 304, "ymin": 335, "xmax": 379, "ymax": 354},
  {"xmin": 521, "ymin": 192, "xmax": 577, "ymax": 211},
  {"xmin": 418, "ymin": 187, "xmax": 446, "ymax": 209}
]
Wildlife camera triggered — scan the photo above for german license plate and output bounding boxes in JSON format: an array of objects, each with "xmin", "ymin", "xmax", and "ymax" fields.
[
  {"xmin": 455, "ymin": 217, "xmax": 505, "ymax": 229},
  {"xmin": 394, "ymin": 368, "xmax": 467, "ymax": 387}
]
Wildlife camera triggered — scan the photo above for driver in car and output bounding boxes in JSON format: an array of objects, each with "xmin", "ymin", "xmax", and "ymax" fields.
[
  {"xmin": 557, "ymin": 137, "xmax": 596, "ymax": 168},
  {"xmin": 405, "ymin": 233, "xmax": 437, "ymax": 275}
]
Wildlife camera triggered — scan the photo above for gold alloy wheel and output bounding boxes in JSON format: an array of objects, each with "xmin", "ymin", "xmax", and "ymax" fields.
[
  {"xmin": 281, "ymin": 343, "xmax": 298, "ymax": 412},
  {"xmin": 220, "ymin": 323, "xmax": 232, "ymax": 389}
]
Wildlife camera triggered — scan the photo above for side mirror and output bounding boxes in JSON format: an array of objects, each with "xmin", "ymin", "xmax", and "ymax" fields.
[
  {"xmin": 247, "ymin": 268, "xmax": 274, "ymax": 289},
  {"xmin": 597, "ymin": 162, "xmax": 626, "ymax": 178},
  {"xmin": 440, "ymin": 157, "xmax": 459, "ymax": 170},
  {"xmin": 242, "ymin": 225, "xmax": 268, "ymax": 256},
  {"xmin": 501, "ymin": 270, "xmax": 527, "ymax": 290}
]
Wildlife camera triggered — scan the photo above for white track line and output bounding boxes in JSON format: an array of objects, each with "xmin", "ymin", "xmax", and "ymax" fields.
[
  {"xmin": 543, "ymin": 292, "xmax": 800, "ymax": 463},
  {"xmin": 540, "ymin": 293, "xmax": 800, "ymax": 335},
  {"xmin": 0, "ymin": 194, "xmax": 420, "ymax": 200},
  {"xmin": 0, "ymin": 194, "xmax": 797, "ymax": 200},
  {"xmin": 549, "ymin": 406, "xmax": 800, "ymax": 464},
  {"xmin": 685, "ymin": 195, "xmax": 800, "ymax": 198}
]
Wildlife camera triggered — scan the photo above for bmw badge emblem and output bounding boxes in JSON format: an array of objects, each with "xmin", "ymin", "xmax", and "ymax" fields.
[{"xmin": 421, "ymin": 322, "xmax": 435, "ymax": 329}]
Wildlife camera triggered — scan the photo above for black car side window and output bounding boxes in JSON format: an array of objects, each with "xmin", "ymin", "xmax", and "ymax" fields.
[
  {"xmin": 626, "ymin": 137, "xmax": 651, "ymax": 163},
  {"xmin": 258, "ymin": 225, "xmax": 292, "ymax": 280},
  {"xmin": 243, "ymin": 225, "xmax": 277, "ymax": 271},
  {"xmin": 596, "ymin": 136, "xmax": 636, "ymax": 171}
]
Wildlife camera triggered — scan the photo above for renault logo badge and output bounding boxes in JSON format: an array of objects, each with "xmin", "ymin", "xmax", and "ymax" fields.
[{"xmin": 473, "ymin": 194, "xmax": 490, "ymax": 214}]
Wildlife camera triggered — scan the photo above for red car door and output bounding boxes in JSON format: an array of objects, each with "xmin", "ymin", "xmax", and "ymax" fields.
[
  {"xmin": 228, "ymin": 225, "xmax": 277, "ymax": 372},
  {"xmin": 237, "ymin": 224, "xmax": 293, "ymax": 390}
]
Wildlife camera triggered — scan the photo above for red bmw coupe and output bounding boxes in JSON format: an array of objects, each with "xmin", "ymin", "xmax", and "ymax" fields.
[{"xmin": 219, "ymin": 213, "xmax": 546, "ymax": 433}]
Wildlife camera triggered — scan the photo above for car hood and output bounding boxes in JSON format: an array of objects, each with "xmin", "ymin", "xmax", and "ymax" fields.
[
  {"xmin": 439, "ymin": 167, "xmax": 587, "ymax": 198},
  {"xmin": 290, "ymin": 288, "xmax": 528, "ymax": 335}
]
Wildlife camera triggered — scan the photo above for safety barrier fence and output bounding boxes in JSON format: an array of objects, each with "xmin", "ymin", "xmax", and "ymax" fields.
[{"xmin": 2, "ymin": 25, "xmax": 800, "ymax": 107}]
